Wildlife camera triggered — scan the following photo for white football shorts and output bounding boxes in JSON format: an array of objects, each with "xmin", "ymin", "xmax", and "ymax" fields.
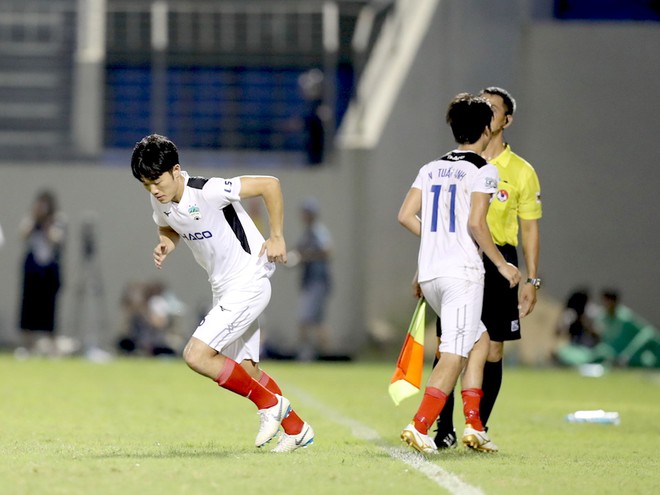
[
  {"xmin": 192, "ymin": 276, "xmax": 271, "ymax": 363},
  {"xmin": 421, "ymin": 276, "xmax": 487, "ymax": 358}
]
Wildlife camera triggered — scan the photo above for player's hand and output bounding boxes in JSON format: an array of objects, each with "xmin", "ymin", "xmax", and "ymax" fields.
[
  {"xmin": 260, "ymin": 235, "xmax": 287, "ymax": 264},
  {"xmin": 153, "ymin": 242, "xmax": 169, "ymax": 269},
  {"xmin": 498, "ymin": 262, "xmax": 521, "ymax": 288},
  {"xmin": 518, "ymin": 282, "xmax": 538, "ymax": 318},
  {"xmin": 412, "ymin": 281, "xmax": 423, "ymax": 299}
]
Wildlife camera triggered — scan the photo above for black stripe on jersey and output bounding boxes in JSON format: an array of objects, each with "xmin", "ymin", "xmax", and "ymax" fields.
[
  {"xmin": 440, "ymin": 151, "xmax": 489, "ymax": 169},
  {"xmin": 223, "ymin": 204, "xmax": 251, "ymax": 254},
  {"xmin": 188, "ymin": 177, "xmax": 209, "ymax": 189}
]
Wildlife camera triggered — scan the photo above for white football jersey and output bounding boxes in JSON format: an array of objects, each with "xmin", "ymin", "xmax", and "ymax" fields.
[
  {"xmin": 150, "ymin": 171, "xmax": 275, "ymax": 295},
  {"xmin": 412, "ymin": 150, "xmax": 499, "ymax": 283}
]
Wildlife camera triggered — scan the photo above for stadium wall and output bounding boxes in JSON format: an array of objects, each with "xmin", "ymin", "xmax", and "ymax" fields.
[
  {"xmin": 342, "ymin": 2, "xmax": 660, "ymax": 344},
  {"xmin": 0, "ymin": 7, "xmax": 658, "ymax": 357}
]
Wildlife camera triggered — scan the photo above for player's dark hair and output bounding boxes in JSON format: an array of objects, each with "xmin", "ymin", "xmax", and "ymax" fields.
[
  {"xmin": 131, "ymin": 134, "xmax": 180, "ymax": 181},
  {"xmin": 480, "ymin": 86, "xmax": 516, "ymax": 116},
  {"xmin": 445, "ymin": 93, "xmax": 493, "ymax": 145}
]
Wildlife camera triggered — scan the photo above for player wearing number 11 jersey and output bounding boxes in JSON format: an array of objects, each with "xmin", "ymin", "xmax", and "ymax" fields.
[
  {"xmin": 414, "ymin": 151, "xmax": 498, "ymax": 285},
  {"xmin": 397, "ymin": 94, "xmax": 520, "ymax": 454}
]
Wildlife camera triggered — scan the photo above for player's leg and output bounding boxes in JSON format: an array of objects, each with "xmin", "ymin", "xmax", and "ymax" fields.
[
  {"xmin": 241, "ymin": 360, "xmax": 314, "ymax": 453},
  {"xmin": 234, "ymin": 308, "xmax": 311, "ymax": 451},
  {"xmin": 480, "ymin": 340, "xmax": 504, "ymax": 426},
  {"xmin": 238, "ymin": 330, "xmax": 312, "ymax": 452},
  {"xmin": 461, "ymin": 330, "xmax": 498, "ymax": 452},
  {"xmin": 480, "ymin": 245, "xmax": 520, "ymax": 428},
  {"xmin": 400, "ymin": 278, "xmax": 477, "ymax": 454},
  {"xmin": 432, "ymin": 318, "xmax": 457, "ymax": 449},
  {"xmin": 401, "ymin": 351, "xmax": 465, "ymax": 455},
  {"xmin": 185, "ymin": 279, "xmax": 290, "ymax": 447}
]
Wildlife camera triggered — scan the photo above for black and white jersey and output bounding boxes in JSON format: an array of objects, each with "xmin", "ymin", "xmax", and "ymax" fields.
[
  {"xmin": 150, "ymin": 171, "xmax": 274, "ymax": 295},
  {"xmin": 412, "ymin": 150, "xmax": 499, "ymax": 284}
]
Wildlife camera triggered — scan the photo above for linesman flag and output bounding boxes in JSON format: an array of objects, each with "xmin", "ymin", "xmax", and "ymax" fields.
[{"xmin": 388, "ymin": 298, "xmax": 427, "ymax": 406}]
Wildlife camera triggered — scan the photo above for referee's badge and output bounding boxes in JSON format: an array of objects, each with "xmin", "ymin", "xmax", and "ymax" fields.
[
  {"xmin": 188, "ymin": 205, "xmax": 202, "ymax": 220},
  {"xmin": 496, "ymin": 189, "xmax": 509, "ymax": 202}
]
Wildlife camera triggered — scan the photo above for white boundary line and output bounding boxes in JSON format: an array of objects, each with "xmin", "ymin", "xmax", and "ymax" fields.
[{"xmin": 290, "ymin": 387, "xmax": 485, "ymax": 495}]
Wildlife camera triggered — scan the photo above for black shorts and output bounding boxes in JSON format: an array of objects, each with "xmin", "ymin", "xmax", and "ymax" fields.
[
  {"xmin": 435, "ymin": 244, "xmax": 521, "ymax": 342},
  {"xmin": 481, "ymin": 244, "xmax": 521, "ymax": 342}
]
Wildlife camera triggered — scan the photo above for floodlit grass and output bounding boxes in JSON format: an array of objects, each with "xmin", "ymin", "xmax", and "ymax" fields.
[{"xmin": 0, "ymin": 355, "xmax": 658, "ymax": 495}]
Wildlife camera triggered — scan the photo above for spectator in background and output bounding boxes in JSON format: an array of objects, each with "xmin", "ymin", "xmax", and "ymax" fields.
[
  {"xmin": 555, "ymin": 289, "xmax": 660, "ymax": 368},
  {"xmin": 117, "ymin": 280, "xmax": 186, "ymax": 357},
  {"xmin": 288, "ymin": 197, "xmax": 334, "ymax": 361},
  {"xmin": 555, "ymin": 288, "xmax": 600, "ymax": 348},
  {"xmin": 16, "ymin": 190, "xmax": 67, "ymax": 357},
  {"xmin": 593, "ymin": 289, "xmax": 659, "ymax": 367},
  {"xmin": 298, "ymin": 69, "xmax": 330, "ymax": 166}
]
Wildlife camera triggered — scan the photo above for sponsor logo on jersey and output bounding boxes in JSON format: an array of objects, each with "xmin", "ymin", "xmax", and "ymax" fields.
[
  {"xmin": 182, "ymin": 231, "xmax": 213, "ymax": 241},
  {"xmin": 496, "ymin": 189, "xmax": 509, "ymax": 202},
  {"xmin": 188, "ymin": 205, "xmax": 201, "ymax": 220}
]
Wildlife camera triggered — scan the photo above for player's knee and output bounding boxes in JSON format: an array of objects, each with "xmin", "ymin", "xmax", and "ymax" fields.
[
  {"xmin": 487, "ymin": 342, "xmax": 504, "ymax": 362},
  {"xmin": 183, "ymin": 342, "xmax": 207, "ymax": 374},
  {"xmin": 240, "ymin": 359, "xmax": 260, "ymax": 379}
]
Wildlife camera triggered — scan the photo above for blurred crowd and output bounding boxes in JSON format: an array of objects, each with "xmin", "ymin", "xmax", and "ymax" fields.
[
  {"xmin": 116, "ymin": 280, "xmax": 187, "ymax": 357},
  {"xmin": 2, "ymin": 190, "xmax": 659, "ymax": 368},
  {"xmin": 554, "ymin": 288, "xmax": 660, "ymax": 368}
]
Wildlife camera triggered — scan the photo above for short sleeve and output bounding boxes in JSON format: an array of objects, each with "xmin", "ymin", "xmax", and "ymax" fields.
[
  {"xmin": 518, "ymin": 168, "xmax": 542, "ymax": 220},
  {"xmin": 202, "ymin": 176, "xmax": 242, "ymax": 208},
  {"xmin": 472, "ymin": 163, "xmax": 499, "ymax": 194},
  {"xmin": 411, "ymin": 167, "xmax": 425, "ymax": 190}
]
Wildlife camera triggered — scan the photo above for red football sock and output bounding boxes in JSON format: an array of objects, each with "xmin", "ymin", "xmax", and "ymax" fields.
[
  {"xmin": 258, "ymin": 371, "xmax": 304, "ymax": 435},
  {"xmin": 257, "ymin": 371, "xmax": 283, "ymax": 394},
  {"xmin": 413, "ymin": 387, "xmax": 448, "ymax": 435},
  {"xmin": 462, "ymin": 388, "xmax": 484, "ymax": 431},
  {"xmin": 215, "ymin": 359, "xmax": 277, "ymax": 410}
]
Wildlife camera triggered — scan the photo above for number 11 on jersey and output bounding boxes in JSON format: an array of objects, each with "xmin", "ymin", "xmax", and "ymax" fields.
[{"xmin": 430, "ymin": 184, "xmax": 456, "ymax": 233}]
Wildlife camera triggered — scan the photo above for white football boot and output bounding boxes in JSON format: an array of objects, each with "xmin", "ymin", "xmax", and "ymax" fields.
[
  {"xmin": 255, "ymin": 395, "xmax": 291, "ymax": 447},
  {"xmin": 400, "ymin": 423, "xmax": 439, "ymax": 454},
  {"xmin": 272, "ymin": 422, "xmax": 315, "ymax": 453},
  {"xmin": 462, "ymin": 424, "xmax": 499, "ymax": 453}
]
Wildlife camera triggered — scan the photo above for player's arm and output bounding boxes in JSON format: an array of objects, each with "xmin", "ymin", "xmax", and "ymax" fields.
[
  {"xmin": 519, "ymin": 218, "xmax": 540, "ymax": 317},
  {"xmin": 469, "ymin": 192, "xmax": 520, "ymax": 288},
  {"xmin": 239, "ymin": 176, "xmax": 287, "ymax": 263},
  {"xmin": 153, "ymin": 225, "xmax": 179, "ymax": 269},
  {"xmin": 398, "ymin": 187, "xmax": 422, "ymax": 237}
]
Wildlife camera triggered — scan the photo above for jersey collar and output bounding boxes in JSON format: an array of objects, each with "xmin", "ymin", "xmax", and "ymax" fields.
[{"xmin": 491, "ymin": 143, "xmax": 513, "ymax": 168}]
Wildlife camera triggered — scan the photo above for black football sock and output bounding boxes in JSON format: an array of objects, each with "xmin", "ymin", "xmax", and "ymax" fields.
[
  {"xmin": 436, "ymin": 390, "xmax": 455, "ymax": 434},
  {"xmin": 480, "ymin": 359, "xmax": 503, "ymax": 427}
]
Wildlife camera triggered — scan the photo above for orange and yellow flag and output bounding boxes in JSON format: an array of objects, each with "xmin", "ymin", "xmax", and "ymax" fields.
[{"xmin": 388, "ymin": 298, "xmax": 426, "ymax": 406}]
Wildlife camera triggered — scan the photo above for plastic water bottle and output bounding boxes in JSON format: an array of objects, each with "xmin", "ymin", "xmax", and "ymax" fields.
[
  {"xmin": 577, "ymin": 363, "xmax": 606, "ymax": 378},
  {"xmin": 565, "ymin": 410, "xmax": 621, "ymax": 425}
]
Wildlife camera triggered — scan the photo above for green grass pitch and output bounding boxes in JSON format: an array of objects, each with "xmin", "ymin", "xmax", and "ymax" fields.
[{"xmin": 0, "ymin": 355, "xmax": 658, "ymax": 495}]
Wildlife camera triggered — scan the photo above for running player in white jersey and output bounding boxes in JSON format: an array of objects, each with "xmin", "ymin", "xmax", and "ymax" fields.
[
  {"xmin": 397, "ymin": 94, "xmax": 520, "ymax": 454},
  {"xmin": 131, "ymin": 134, "xmax": 313, "ymax": 453}
]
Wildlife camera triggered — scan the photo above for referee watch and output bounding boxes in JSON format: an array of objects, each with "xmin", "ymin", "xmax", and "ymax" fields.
[{"xmin": 526, "ymin": 277, "xmax": 542, "ymax": 290}]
